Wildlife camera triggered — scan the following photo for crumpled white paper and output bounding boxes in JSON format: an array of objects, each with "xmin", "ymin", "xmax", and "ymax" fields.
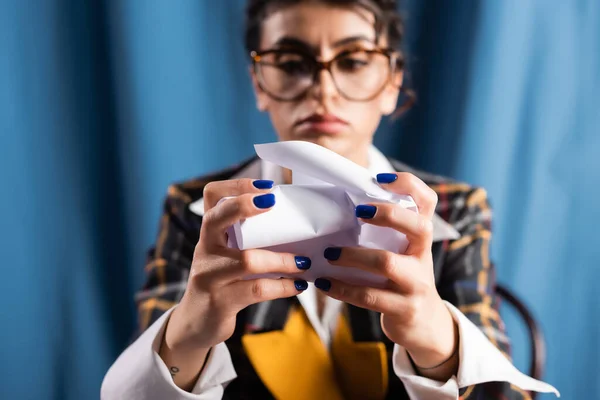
[{"xmin": 226, "ymin": 141, "xmax": 419, "ymax": 287}]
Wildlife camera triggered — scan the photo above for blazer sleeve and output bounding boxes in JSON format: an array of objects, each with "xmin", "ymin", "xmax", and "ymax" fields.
[
  {"xmin": 101, "ymin": 185, "xmax": 238, "ymax": 399},
  {"xmin": 438, "ymin": 185, "xmax": 530, "ymax": 399},
  {"xmin": 136, "ymin": 184, "xmax": 201, "ymax": 334}
]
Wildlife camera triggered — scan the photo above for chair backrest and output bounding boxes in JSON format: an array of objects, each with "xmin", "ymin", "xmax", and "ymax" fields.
[{"xmin": 495, "ymin": 283, "xmax": 546, "ymax": 400}]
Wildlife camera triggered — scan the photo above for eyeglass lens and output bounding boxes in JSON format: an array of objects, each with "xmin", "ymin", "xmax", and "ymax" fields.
[{"xmin": 256, "ymin": 50, "xmax": 391, "ymax": 101}]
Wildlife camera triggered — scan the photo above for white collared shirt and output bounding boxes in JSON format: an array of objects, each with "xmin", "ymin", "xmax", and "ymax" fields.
[{"xmin": 101, "ymin": 146, "xmax": 559, "ymax": 399}]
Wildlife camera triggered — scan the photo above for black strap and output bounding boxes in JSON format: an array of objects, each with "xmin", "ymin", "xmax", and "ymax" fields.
[{"xmin": 348, "ymin": 304, "xmax": 384, "ymax": 342}]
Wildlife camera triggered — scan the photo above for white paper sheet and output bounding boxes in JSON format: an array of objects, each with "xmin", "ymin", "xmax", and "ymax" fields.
[{"xmin": 224, "ymin": 141, "xmax": 420, "ymax": 287}]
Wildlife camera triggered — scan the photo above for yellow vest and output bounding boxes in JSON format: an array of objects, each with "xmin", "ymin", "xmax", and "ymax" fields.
[{"xmin": 242, "ymin": 306, "xmax": 388, "ymax": 400}]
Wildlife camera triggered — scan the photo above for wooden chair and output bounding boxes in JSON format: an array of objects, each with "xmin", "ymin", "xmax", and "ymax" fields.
[{"xmin": 495, "ymin": 283, "xmax": 546, "ymax": 400}]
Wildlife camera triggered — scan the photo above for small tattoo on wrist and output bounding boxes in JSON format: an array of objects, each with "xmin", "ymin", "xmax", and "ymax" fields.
[{"xmin": 170, "ymin": 366, "xmax": 180, "ymax": 377}]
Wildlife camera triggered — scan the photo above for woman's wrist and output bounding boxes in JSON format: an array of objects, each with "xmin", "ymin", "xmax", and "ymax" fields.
[
  {"xmin": 406, "ymin": 301, "xmax": 460, "ymax": 381},
  {"xmin": 159, "ymin": 307, "xmax": 212, "ymax": 392},
  {"xmin": 408, "ymin": 342, "xmax": 459, "ymax": 382}
]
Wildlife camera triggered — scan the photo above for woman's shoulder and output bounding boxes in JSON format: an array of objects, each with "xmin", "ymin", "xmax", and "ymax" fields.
[
  {"xmin": 392, "ymin": 156, "xmax": 488, "ymax": 193},
  {"xmin": 390, "ymin": 158, "xmax": 458, "ymax": 186},
  {"xmin": 389, "ymin": 157, "xmax": 492, "ymax": 226}
]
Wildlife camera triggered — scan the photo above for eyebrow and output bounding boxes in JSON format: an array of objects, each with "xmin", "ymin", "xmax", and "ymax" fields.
[{"xmin": 272, "ymin": 35, "xmax": 376, "ymax": 53}]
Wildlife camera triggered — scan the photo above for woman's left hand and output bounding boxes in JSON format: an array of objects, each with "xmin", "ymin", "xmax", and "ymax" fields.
[{"xmin": 316, "ymin": 172, "xmax": 458, "ymax": 378}]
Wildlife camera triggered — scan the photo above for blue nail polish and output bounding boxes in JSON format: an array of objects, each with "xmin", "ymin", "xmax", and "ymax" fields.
[
  {"xmin": 253, "ymin": 193, "xmax": 275, "ymax": 209},
  {"xmin": 253, "ymin": 179, "xmax": 274, "ymax": 189},
  {"xmin": 295, "ymin": 256, "xmax": 312, "ymax": 270},
  {"xmin": 376, "ymin": 173, "xmax": 398, "ymax": 184},
  {"xmin": 294, "ymin": 280, "xmax": 308, "ymax": 291},
  {"xmin": 314, "ymin": 278, "xmax": 331, "ymax": 292},
  {"xmin": 324, "ymin": 247, "xmax": 341, "ymax": 261},
  {"xmin": 355, "ymin": 204, "xmax": 377, "ymax": 219}
]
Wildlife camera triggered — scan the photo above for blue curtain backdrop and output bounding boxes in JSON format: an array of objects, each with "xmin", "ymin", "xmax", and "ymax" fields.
[{"xmin": 1, "ymin": 0, "xmax": 598, "ymax": 399}]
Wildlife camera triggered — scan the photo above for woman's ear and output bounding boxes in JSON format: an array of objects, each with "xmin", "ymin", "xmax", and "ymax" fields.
[
  {"xmin": 249, "ymin": 67, "xmax": 269, "ymax": 112},
  {"xmin": 380, "ymin": 71, "xmax": 403, "ymax": 116}
]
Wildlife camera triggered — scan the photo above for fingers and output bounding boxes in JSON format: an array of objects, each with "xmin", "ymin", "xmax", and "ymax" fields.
[
  {"xmin": 355, "ymin": 202, "xmax": 434, "ymax": 255},
  {"xmin": 200, "ymin": 192, "xmax": 276, "ymax": 247},
  {"xmin": 376, "ymin": 172, "xmax": 438, "ymax": 219},
  {"xmin": 313, "ymin": 277, "xmax": 411, "ymax": 315},
  {"xmin": 323, "ymin": 247, "xmax": 418, "ymax": 292},
  {"xmin": 222, "ymin": 278, "xmax": 308, "ymax": 312},
  {"xmin": 206, "ymin": 248, "xmax": 312, "ymax": 283},
  {"xmin": 203, "ymin": 178, "xmax": 274, "ymax": 212}
]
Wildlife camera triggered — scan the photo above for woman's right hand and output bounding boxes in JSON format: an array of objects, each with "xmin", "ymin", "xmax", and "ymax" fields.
[{"xmin": 159, "ymin": 179, "xmax": 310, "ymax": 389}]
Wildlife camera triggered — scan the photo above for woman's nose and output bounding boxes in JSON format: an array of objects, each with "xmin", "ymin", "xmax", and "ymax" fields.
[{"xmin": 309, "ymin": 69, "xmax": 339, "ymax": 101}]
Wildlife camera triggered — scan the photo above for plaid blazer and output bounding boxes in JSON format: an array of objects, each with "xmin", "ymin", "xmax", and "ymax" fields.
[{"xmin": 135, "ymin": 156, "xmax": 531, "ymax": 400}]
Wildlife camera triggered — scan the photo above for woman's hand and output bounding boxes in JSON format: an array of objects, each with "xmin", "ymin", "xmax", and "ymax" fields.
[
  {"xmin": 160, "ymin": 179, "xmax": 311, "ymax": 390},
  {"xmin": 315, "ymin": 172, "xmax": 459, "ymax": 381}
]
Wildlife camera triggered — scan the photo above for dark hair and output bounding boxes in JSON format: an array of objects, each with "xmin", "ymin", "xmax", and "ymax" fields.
[
  {"xmin": 245, "ymin": 0, "xmax": 404, "ymax": 54},
  {"xmin": 244, "ymin": 0, "xmax": 414, "ymax": 115}
]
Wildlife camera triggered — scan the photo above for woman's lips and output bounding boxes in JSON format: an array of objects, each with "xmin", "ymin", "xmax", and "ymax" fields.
[{"xmin": 295, "ymin": 114, "xmax": 348, "ymax": 135}]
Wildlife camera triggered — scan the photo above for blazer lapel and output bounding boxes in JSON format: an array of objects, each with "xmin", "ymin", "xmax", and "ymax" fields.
[
  {"xmin": 241, "ymin": 301, "xmax": 345, "ymax": 400},
  {"xmin": 331, "ymin": 305, "xmax": 389, "ymax": 400}
]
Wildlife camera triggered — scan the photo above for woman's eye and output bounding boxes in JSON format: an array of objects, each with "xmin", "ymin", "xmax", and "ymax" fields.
[
  {"xmin": 337, "ymin": 57, "xmax": 369, "ymax": 71},
  {"xmin": 277, "ymin": 61, "xmax": 311, "ymax": 76}
]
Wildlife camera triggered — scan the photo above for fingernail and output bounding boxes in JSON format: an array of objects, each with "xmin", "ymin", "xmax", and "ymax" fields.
[
  {"xmin": 253, "ymin": 179, "xmax": 274, "ymax": 189},
  {"xmin": 294, "ymin": 280, "xmax": 308, "ymax": 291},
  {"xmin": 324, "ymin": 247, "xmax": 341, "ymax": 261},
  {"xmin": 355, "ymin": 204, "xmax": 377, "ymax": 219},
  {"xmin": 253, "ymin": 193, "xmax": 275, "ymax": 209},
  {"xmin": 376, "ymin": 173, "xmax": 398, "ymax": 184},
  {"xmin": 314, "ymin": 278, "xmax": 331, "ymax": 292},
  {"xmin": 294, "ymin": 256, "xmax": 312, "ymax": 270}
]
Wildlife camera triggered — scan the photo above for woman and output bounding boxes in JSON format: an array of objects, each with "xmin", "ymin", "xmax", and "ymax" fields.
[{"xmin": 102, "ymin": 1, "xmax": 558, "ymax": 399}]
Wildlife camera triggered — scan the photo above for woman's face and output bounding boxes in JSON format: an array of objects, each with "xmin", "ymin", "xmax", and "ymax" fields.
[{"xmin": 251, "ymin": 2, "xmax": 403, "ymax": 165}]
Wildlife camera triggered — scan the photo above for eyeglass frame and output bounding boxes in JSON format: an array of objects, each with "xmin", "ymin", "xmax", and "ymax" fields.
[{"xmin": 249, "ymin": 47, "xmax": 406, "ymax": 102}]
